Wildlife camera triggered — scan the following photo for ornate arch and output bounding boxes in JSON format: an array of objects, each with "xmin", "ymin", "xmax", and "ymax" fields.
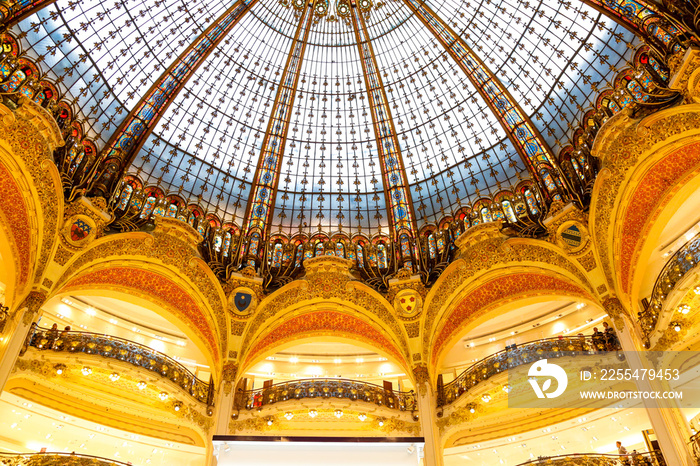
[
  {"xmin": 237, "ymin": 257, "xmax": 410, "ymax": 374},
  {"xmin": 429, "ymin": 268, "xmax": 597, "ymax": 370},
  {"xmin": 0, "ymin": 99, "xmax": 63, "ymax": 305},
  {"xmin": 241, "ymin": 309, "xmax": 409, "ymax": 375},
  {"xmin": 51, "ymin": 222, "xmax": 228, "ymax": 371},
  {"xmin": 422, "ymin": 225, "xmax": 599, "ymax": 367},
  {"xmin": 590, "ymin": 103, "xmax": 700, "ymax": 305}
]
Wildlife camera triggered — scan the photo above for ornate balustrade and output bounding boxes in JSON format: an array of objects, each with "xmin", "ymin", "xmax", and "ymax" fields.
[
  {"xmin": 236, "ymin": 378, "xmax": 417, "ymax": 412},
  {"xmin": 0, "ymin": 452, "xmax": 136, "ymax": 466},
  {"xmin": 639, "ymin": 230, "xmax": 700, "ymax": 338},
  {"xmin": 514, "ymin": 451, "xmax": 663, "ymax": 466},
  {"xmin": 438, "ymin": 335, "xmax": 621, "ymax": 407},
  {"xmin": 690, "ymin": 431, "xmax": 700, "ymax": 461},
  {"xmin": 23, "ymin": 324, "xmax": 214, "ymax": 406}
]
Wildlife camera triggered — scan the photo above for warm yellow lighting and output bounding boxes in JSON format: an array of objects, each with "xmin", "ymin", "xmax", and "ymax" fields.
[
  {"xmin": 159, "ymin": 392, "xmax": 168, "ymax": 401},
  {"xmin": 284, "ymin": 412, "xmax": 294, "ymax": 420},
  {"xmin": 137, "ymin": 381, "xmax": 147, "ymax": 390},
  {"xmin": 109, "ymin": 373, "xmax": 120, "ymax": 382},
  {"xmin": 81, "ymin": 367, "xmax": 92, "ymax": 376},
  {"xmin": 334, "ymin": 409, "xmax": 343, "ymax": 418},
  {"xmin": 679, "ymin": 304, "xmax": 691, "ymax": 314},
  {"xmin": 308, "ymin": 409, "xmax": 318, "ymax": 418},
  {"xmin": 289, "ymin": 356, "xmax": 299, "ymax": 363},
  {"xmin": 358, "ymin": 413, "xmax": 367, "ymax": 421}
]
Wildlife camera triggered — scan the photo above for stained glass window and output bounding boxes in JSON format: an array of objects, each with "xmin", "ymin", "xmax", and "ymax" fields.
[
  {"xmin": 502, "ymin": 201, "xmax": 518, "ymax": 223},
  {"xmin": 117, "ymin": 185, "xmax": 133, "ymax": 211},
  {"xmin": 356, "ymin": 244, "xmax": 365, "ymax": 268},
  {"xmin": 272, "ymin": 243, "xmax": 283, "ymax": 268},
  {"xmin": 428, "ymin": 234, "xmax": 437, "ymax": 259},
  {"xmin": 377, "ymin": 244, "xmax": 388, "ymax": 269},
  {"xmin": 335, "ymin": 242, "xmax": 345, "ymax": 258}
]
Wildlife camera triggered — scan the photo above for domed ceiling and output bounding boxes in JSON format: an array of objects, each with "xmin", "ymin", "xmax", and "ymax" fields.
[{"xmin": 15, "ymin": 0, "xmax": 640, "ymax": 235}]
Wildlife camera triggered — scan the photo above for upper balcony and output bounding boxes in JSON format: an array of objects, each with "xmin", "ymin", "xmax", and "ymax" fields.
[{"xmin": 23, "ymin": 324, "xmax": 213, "ymax": 406}]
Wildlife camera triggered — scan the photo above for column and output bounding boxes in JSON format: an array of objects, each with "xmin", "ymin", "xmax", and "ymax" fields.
[
  {"xmin": 413, "ymin": 365, "xmax": 444, "ymax": 466},
  {"xmin": 617, "ymin": 314, "xmax": 694, "ymax": 465},
  {"xmin": 0, "ymin": 292, "xmax": 43, "ymax": 392}
]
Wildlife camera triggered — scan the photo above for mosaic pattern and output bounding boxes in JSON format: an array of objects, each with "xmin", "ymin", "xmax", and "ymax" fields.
[
  {"xmin": 60, "ymin": 267, "xmax": 219, "ymax": 362},
  {"xmin": 431, "ymin": 273, "xmax": 592, "ymax": 364}
]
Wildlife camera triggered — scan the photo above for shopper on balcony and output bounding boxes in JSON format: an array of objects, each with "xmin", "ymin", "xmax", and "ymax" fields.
[
  {"xmin": 616, "ymin": 441, "xmax": 630, "ymax": 465},
  {"xmin": 602, "ymin": 321, "xmax": 620, "ymax": 351},
  {"xmin": 592, "ymin": 327, "xmax": 606, "ymax": 352},
  {"xmin": 46, "ymin": 324, "xmax": 59, "ymax": 349}
]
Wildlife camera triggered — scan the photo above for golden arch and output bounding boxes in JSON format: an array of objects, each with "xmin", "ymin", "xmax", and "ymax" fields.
[
  {"xmin": 52, "ymin": 262, "xmax": 222, "ymax": 374},
  {"xmin": 429, "ymin": 267, "xmax": 597, "ymax": 373}
]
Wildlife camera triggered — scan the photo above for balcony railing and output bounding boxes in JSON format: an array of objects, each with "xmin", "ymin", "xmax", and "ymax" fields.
[
  {"xmin": 640, "ymin": 230, "xmax": 700, "ymax": 338},
  {"xmin": 690, "ymin": 431, "xmax": 700, "ymax": 461},
  {"xmin": 236, "ymin": 378, "xmax": 417, "ymax": 412},
  {"xmin": 23, "ymin": 324, "xmax": 214, "ymax": 406},
  {"xmin": 0, "ymin": 452, "xmax": 137, "ymax": 465},
  {"xmin": 515, "ymin": 451, "xmax": 663, "ymax": 466},
  {"xmin": 438, "ymin": 335, "xmax": 621, "ymax": 407}
]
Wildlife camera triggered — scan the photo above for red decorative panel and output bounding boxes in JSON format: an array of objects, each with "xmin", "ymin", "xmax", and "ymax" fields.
[
  {"xmin": 0, "ymin": 160, "xmax": 31, "ymax": 286},
  {"xmin": 246, "ymin": 310, "xmax": 403, "ymax": 365},
  {"xmin": 62, "ymin": 267, "xmax": 219, "ymax": 361},
  {"xmin": 432, "ymin": 273, "xmax": 591, "ymax": 364},
  {"xmin": 619, "ymin": 141, "xmax": 700, "ymax": 293}
]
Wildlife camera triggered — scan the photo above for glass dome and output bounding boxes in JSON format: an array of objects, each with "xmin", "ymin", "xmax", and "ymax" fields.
[{"xmin": 14, "ymin": 0, "xmax": 640, "ymax": 235}]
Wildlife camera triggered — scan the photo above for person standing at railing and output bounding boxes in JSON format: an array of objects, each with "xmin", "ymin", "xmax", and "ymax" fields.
[
  {"xmin": 616, "ymin": 441, "xmax": 630, "ymax": 465},
  {"xmin": 602, "ymin": 321, "xmax": 620, "ymax": 351},
  {"xmin": 46, "ymin": 324, "xmax": 59, "ymax": 349},
  {"xmin": 592, "ymin": 327, "xmax": 606, "ymax": 352}
]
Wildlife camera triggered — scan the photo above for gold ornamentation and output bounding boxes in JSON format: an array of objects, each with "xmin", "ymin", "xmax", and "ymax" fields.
[
  {"xmin": 393, "ymin": 289, "xmax": 423, "ymax": 319},
  {"xmin": 576, "ymin": 251, "xmax": 597, "ymax": 272},
  {"xmin": 601, "ymin": 296, "xmax": 626, "ymax": 330},
  {"xmin": 222, "ymin": 361, "xmax": 239, "ymax": 395},
  {"xmin": 404, "ymin": 322, "xmax": 420, "ymax": 339},
  {"xmin": 412, "ymin": 353, "xmax": 421, "ymax": 362},
  {"xmin": 231, "ymin": 321, "xmax": 247, "ymax": 336},
  {"xmin": 597, "ymin": 284, "xmax": 607, "ymax": 295},
  {"xmin": 412, "ymin": 363, "xmax": 429, "ymax": 396}
]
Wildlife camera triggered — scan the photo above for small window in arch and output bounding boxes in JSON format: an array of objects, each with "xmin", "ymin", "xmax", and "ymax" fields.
[
  {"xmin": 315, "ymin": 242, "xmax": 324, "ymax": 257},
  {"xmin": 117, "ymin": 185, "xmax": 133, "ymax": 211},
  {"xmin": 377, "ymin": 244, "xmax": 388, "ymax": 269},
  {"xmin": 153, "ymin": 204, "xmax": 166, "ymax": 217},
  {"xmin": 480, "ymin": 207, "xmax": 492, "ymax": 223},
  {"xmin": 214, "ymin": 233, "xmax": 223, "ymax": 252},
  {"xmin": 428, "ymin": 234, "xmax": 436, "ymax": 259},
  {"xmin": 501, "ymin": 200, "xmax": 518, "ymax": 223},
  {"xmin": 304, "ymin": 245, "xmax": 314, "ymax": 261},
  {"xmin": 524, "ymin": 190, "xmax": 539, "ymax": 214},
  {"xmin": 223, "ymin": 232, "xmax": 232, "ymax": 257},
  {"xmin": 295, "ymin": 244, "xmax": 303, "ymax": 267},
  {"xmin": 356, "ymin": 244, "xmax": 364, "ymax": 268},
  {"xmin": 167, "ymin": 204, "xmax": 178, "ymax": 218},
  {"xmin": 272, "ymin": 243, "xmax": 283, "ymax": 268},
  {"xmin": 335, "ymin": 242, "xmax": 345, "ymax": 258},
  {"xmin": 140, "ymin": 197, "xmax": 156, "ymax": 218}
]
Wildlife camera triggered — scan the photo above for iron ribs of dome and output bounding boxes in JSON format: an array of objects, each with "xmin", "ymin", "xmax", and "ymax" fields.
[{"xmin": 244, "ymin": 0, "xmax": 317, "ymax": 237}]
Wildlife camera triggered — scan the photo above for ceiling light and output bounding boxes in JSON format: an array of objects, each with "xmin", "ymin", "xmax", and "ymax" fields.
[
  {"xmin": 481, "ymin": 394, "xmax": 491, "ymax": 402},
  {"xmin": 159, "ymin": 392, "xmax": 168, "ymax": 401},
  {"xmin": 284, "ymin": 412, "xmax": 294, "ymax": 420},
  {"xmin": 85, "ymin": 307, "xmax": 96, "ymax": 316},
  {"xmin": 694, "ymin": 286, "xmax": 700, "ymax": 295},
  {"xmin": 109, "ymin": 373, "xmax": 120, "ymax": 382},
  {"xmin": 109, "ymin": 319, "xmax": 118, "ymax": 325},
  {"xmin": 334, "ymin": 409, "xmax": 343, "ymax": 418},
  {"xmin": 81, "ymin": 367, "xmax": 92, "ymax": 376},
  {"xmin": 355, "ymin": 357, "xmax": 364, "ymax": 363},
  {"xmin": 176, "ymin": 341, "xmax": 186, "ymax": 347},
  {"xmin": 267, "ymin": 418, "xmax": 273, "ymax": 426},
  {"xmin": 378, "ymin": 420, "xmax": 384, "ymax": 427},
  {"xmin": 334, "ymin": 358, "xmax": 342, "ymax": 364},
  {"xmin": 289, "ymin": 356, "xmax": 299, "ymax": 363},
  {"xmin": 137, "ymin": 381, "xmax": 147, "ymax": 390},
  {"xmin": 679, "ymin": 304, "xmax": 690, "ymax": 314},
  {"xmin": 358, "ymin": 413, "xmax": 367, "ymax": 421},
  {"xmin": 174, "ymin": 402, "xmax": 182, "ymax": 412},
  {"xmin": 469, "ymin": 407, "xmax": 476, "ymax": 414},
  {"xmin": 308, "ymin": 409, "xmax": 318, "ymax": 418},
  {"xmin": 673, "ymin": 323, "xmax": 682, "ymax": 332}
]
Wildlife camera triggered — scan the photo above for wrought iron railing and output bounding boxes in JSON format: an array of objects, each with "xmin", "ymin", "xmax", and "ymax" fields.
[
  {"xmin": 0, "ymin": 452, "xmax": 137, "ymax": 466},
  {"xmin": 639, "ymin": 230, "xmax": 700, "ymax": 338},
  {"xmin": 236, "ymin": 378, "xmax": 417, "ymax": 412},
  {"xmin": 514, "ymin": 451, "xmax": 663, "ymax": 466},
  {"xmin": 24, "ymin": 324, "xmax": 214, "ymax": 406},
  {"xmin": 438, "ymin": 335, "xmax": 622, "ymax": 407}
]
